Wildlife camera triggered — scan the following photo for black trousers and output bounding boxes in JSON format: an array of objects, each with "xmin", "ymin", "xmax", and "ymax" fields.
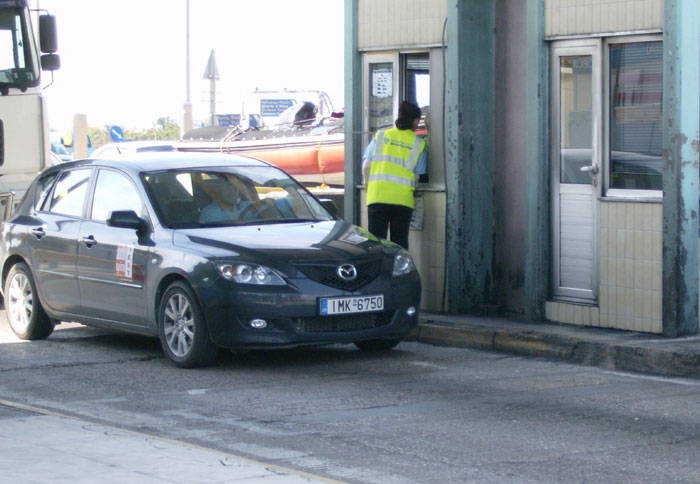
[{"xmin": 367, "ymin": 203, "xmax": 413, "ymax": 249}]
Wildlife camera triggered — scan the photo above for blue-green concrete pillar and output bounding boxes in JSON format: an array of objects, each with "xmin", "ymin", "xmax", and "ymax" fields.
[
  {"xmin": 524, "ymin": 0, "xmax": 549, "ymax": 320},
  {"xmin": 445, "ymin": 0, "xmax": 495, "ymax": 313},
  {"xmin": 662, "ymin": 0, "xmax": 700, "ymax": 336},
  {"xmin": 343, "ymin": 0, "xmax": 362, "ymax": 224}
]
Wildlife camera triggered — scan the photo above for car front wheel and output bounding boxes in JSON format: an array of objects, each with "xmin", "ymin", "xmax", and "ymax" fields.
[
  {"xmin": 4, "ymin": 262, "xmax": 53, "ymax": 340},
  {"xmin": 158, "ymin": 281, "xmax": 219, "ymax": 368}
]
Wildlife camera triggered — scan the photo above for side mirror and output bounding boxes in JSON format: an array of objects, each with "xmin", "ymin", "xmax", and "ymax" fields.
[
  {"xmin": 41, "ymin": 54, "xmax": 60, "ymax": 72},
  {"xmin": 319, "ymin": 198, "xmax": 338, "ymax": 216},
  {"xmin": 107, "ymin": 210, "xmax": 145, "ymax": 231},
  {"xmin": 39, "ymin": 15, "xmax": 58, "ymax": 54}
]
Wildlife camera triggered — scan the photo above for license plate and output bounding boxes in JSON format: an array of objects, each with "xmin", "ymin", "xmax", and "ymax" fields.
[{"xmin": 319, "ymin": 295, "xmax": 384, "ymax": 315}]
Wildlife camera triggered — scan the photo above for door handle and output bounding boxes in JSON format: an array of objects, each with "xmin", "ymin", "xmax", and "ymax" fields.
[
  {"xmin": 31, "ymin": 227, "xmax": 46, "ymax": 239},
  {"xmin": 81, "ymin": 235, "xmax": 97, "ymax": 248},
  {"xmin": 580, "ymin": 164, "xmax": 599, "ymax": 175}
]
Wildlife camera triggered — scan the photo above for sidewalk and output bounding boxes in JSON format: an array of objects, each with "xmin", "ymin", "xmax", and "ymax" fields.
[
  {"xmin": 0, "ymin": 400, "xmax": 342, "ymax": 484},
  {"xmin": 412, "ymin": 311, "xmax": 700, "ymax": 379}
]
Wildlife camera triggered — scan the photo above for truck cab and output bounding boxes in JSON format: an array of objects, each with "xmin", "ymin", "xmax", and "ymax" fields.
[{"xmin": 0, "ymin": 0, "xmax": 59, "ymax": 218}]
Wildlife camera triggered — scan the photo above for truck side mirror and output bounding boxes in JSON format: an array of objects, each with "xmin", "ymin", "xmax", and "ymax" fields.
[
  {"xmin": 41, "ymin": 54, "xmax": 60, "ymax": 72},
  {"xmin": 39, "ymin": 15, "xmax": 58, "ymax": 54}
]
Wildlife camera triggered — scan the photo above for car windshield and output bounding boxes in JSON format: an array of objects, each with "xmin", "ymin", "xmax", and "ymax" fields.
[{"xmin": 143, "ymin": 165, "xmax": 334, "ymax": 228}]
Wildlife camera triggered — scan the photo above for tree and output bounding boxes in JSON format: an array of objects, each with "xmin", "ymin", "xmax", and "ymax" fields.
[{"xmin": 89, "ymin": 118, "xmax": 182, "ymax": 149}]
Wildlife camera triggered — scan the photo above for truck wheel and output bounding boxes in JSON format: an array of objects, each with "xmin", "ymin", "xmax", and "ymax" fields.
[
  {"xmin": 354, "ymin": 338, "xmax": 401, "ymax": 351},
  {"xmin": 5, "ymin": 262, "xmax": 53, "ymax": 340},
  {"xmin": 158, "ymin": 281, "xmax": 219, "ymax": 368}
]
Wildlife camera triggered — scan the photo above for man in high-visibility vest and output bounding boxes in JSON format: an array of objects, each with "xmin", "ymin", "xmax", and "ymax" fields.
[{"xmin": 362, "ymin": 100, "xmax": 427, "ymax": 249}]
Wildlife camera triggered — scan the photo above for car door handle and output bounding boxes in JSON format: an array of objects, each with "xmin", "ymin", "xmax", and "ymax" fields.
[
  {"xmin": 81, "ymin": 235, "xmax": 97, "ymax": 248},
  {"xmin": 31, "ymin": 227, "xmax": 46, "ymax": 239}
]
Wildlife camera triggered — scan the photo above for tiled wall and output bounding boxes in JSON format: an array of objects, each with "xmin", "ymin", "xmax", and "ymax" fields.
[
  {"xmin": 547, "ymin": 200, "xmax": 663, "ymax": 333},
  {"xmin": 545, "ymin": 0, "xmax": 663, "ymax": 37},
  {"xmin": 360, "ymin": 189, "xmax": 446, "ymax": 312},
  {"xmin": 358, "ymin": 0, "xmax": 447, "ymax": 49}
]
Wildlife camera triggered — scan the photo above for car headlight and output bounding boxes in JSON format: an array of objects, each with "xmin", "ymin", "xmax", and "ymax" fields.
[
  {"xmin": 392, "ymin": 250, "xmax": 416, "ymax": 276},
  {"xmin": 216, "ymin": 263, "xmax": 286, "ymax": 285}
]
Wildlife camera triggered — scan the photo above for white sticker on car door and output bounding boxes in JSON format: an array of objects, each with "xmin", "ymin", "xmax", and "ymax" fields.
[{"xmin": 115, "ymin": 245, "xmax": 134, "ymax": 278}]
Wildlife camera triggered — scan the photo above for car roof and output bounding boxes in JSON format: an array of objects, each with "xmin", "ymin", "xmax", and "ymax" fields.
[
  {"xmin": 91, "ymin": 140, "xmax": 176, "ymax": 155},
  {"xmin": 45, "ymin": 152, "xmax": 274, "ymax": 175}
]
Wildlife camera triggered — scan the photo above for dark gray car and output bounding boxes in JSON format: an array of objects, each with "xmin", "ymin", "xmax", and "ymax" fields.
[{"xmin": 0, "ymin": 153, "xmax": 421, "ymax": 367}]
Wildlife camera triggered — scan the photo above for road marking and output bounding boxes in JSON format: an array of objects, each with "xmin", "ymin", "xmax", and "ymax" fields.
[
  {"xmin": 187, "ymin": 388, "xmax": 209, "ymax": 395},
  {"xmin": 409, "ymin": 361, "xmax": 450, "ymax": 370}
]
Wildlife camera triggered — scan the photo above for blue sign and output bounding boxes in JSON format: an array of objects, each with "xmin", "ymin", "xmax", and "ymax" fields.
[
  {"xmin": 260, "ymin": 99, "xmax": 294, "ymax": 117},
  {"xmin": 109, "ymin": 126, "xmax": 130, "ymax": 142},
  {"xmin": 216, "ymin": 114, "xmax": 241, "ymax": 127}
]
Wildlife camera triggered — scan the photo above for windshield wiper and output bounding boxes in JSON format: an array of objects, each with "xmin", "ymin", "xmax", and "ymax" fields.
[{"xmin": 274, "ymin": 218, "xmax": 326, "ymax": 224}]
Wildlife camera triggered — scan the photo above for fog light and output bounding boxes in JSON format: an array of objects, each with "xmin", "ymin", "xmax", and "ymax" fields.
[
  {"xmin": 249, "ymin": 319, "xmax": 268, "ymax": 329},
  {"xmin": 406, "ymin": 306, "xmax": 416, "ymax": 317}
]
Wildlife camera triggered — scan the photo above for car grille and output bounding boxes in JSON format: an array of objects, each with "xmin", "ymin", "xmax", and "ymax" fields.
[
  {"xmin": 294, "ymin": 260, "xmax": 382, "ymax": 291},
  {"xmin": 293, "ymin": 311, "xmax": 394, "ymax": 333}
]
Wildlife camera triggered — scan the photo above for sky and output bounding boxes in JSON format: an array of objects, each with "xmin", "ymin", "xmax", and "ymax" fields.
[{"xmin": 33, "ymin": 0, "xmax": 345, "ymax": 132}]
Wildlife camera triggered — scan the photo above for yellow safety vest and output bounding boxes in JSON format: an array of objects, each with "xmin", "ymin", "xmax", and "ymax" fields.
[{"xmin": 366, "ymin": 128, "xmax": 425, "ymax": 209}]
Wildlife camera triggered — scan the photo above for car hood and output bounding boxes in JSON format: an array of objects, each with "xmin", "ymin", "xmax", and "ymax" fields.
[{"xmin": 172, "ymin": 220, "xmax": 393, "ymax": 262}]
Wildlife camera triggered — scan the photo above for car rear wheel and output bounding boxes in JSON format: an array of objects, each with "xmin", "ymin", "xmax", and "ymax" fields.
[
  {"xmin": 158, "ymin": 281, "xmax": 219, "ymax": 368},
  {"xmin": 354, "ymin": 338, "xmax": 402, "ymax": 351},
  {"xmin": 4, "ymin": 262, "xmax": 53, "ymax": 340}
]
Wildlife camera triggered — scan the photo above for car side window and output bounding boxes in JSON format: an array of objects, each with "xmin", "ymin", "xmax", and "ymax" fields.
[
  {"xmin": 90, "ymin": 169, "xmax": 143, "ymax": 222},
  {"xmin": 34, "ymin": 172, "xmax": 59, "ymax": 211},
  {"xmin": 46, "ymin": 169, "xmax": 91, "ymax": 217}
]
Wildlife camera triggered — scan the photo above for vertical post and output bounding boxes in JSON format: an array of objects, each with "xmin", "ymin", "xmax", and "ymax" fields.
[
  {"xmin": 445, "ymin": 0, "xmax": 496, "ymax": 313},
  {"xmin": 662, "ymin": 0, "xmax": 700, "ymax": 336},
  {"xmin": 343, "ymin": 0, "xmax": 362, "ymax": 224},
  {"xmin": 524, "ymin": 0, "xmax": 549, "ymax": 319},
  {"xmin": 72, "ymin": 113, "xmax": 88, "ymax": 160},
  {"xmin": 210, "ymin": 74, "xmax": 216, "ymax": 126},
  {"xmin": 183, "ymin": 0, "xmax": 193, "ymax": 135}
]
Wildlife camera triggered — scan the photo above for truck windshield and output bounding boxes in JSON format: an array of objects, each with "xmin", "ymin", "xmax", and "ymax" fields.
[{"xmin": 0, "ymin": 5, "xmax": 39, "ymax": 89}]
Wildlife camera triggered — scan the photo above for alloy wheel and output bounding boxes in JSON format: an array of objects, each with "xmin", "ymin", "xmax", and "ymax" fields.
[
  {"xmin": 162, "ymin": 293, "xmax": 194, "ymax": 357},
  {"xmin": 7, "ymin": 272, "xmax": 33, "ymax": 334}
]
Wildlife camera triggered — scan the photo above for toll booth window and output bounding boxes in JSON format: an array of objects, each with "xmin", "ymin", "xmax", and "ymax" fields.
[
  {"xmin": 609, "ymin": 41, "xmax": 662, "ymax": 191},
  {"xmin": 403, "ymin": 53, "xmax": 430, "ymax": 183}
]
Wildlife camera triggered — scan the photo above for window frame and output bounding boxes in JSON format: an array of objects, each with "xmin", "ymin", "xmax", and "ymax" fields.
[
  {"xmin": 88, "ymin": 167, "xmax": 146, "ymax": 223},
  {"xmin": 603, "ymin": 34, "xmax": 663, "ymax": 200},
  {"xmin": 41, "ymin": 167, "xmax": 94, "ymax": 218}
]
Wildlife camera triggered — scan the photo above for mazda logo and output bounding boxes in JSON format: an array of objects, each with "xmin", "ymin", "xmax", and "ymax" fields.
[{"xmin": 337, "ymin": 264, "xmax": 357, "ymax": 281}]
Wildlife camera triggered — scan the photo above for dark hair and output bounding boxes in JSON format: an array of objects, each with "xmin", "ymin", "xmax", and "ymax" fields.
[{"xmin": 395, "ymin": 101, "xmax": 421, "ymax": 130}]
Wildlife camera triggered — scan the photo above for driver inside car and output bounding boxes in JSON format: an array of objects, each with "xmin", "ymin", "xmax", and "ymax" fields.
[{"xmin": 196, "ymin": 173, "xmax": 256, "ymax": 223}]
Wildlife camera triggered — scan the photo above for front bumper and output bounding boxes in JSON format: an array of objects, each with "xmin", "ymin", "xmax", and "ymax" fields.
[{"xmin": 198, "ymin": 271, "xmax": 421, "ymax": 349}]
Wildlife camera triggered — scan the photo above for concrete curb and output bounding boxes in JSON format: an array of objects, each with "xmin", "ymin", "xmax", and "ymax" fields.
[{"xmin": 409, "ymin": 320, "xmax": 700, "ymax": 379}]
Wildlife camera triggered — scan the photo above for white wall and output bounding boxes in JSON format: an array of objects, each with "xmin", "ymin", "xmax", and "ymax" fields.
[
  {"xmin": 545, "ymin": 0, "xmax": 663, "ymax": 37},
  {"xmin": 358, "ymin": 0, "xmax": 447, "ymax": 49}
]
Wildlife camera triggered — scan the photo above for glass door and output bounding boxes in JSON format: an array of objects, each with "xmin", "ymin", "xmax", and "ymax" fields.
[{"xmin": 551, "ymin": 40, "xmax": 601, "ymax": 302}]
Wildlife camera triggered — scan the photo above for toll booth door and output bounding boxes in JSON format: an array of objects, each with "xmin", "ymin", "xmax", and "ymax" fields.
[{"xmin": 551, "ymin": 40, "xmax": 601, "ymax": 302}]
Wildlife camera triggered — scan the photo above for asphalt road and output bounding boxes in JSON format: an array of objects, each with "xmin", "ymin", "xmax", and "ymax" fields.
[{"xmin": 2, "ymin": 316, "xmax": 700, "ymax": 483}]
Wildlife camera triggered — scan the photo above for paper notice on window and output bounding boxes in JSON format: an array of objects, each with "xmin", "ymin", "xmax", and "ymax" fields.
[{"xmin": 372, "ymin": 68, "xmax": 392, "ymax": 98}]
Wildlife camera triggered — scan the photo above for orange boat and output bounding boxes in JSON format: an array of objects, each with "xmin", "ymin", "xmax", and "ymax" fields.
[
  {"xmin": 179, "ymin": 90, "xmax": 345, "ymax": 186},
  {"xmin": 179, "ymin": 124, "xmax": 345, "ymax": 187}
]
